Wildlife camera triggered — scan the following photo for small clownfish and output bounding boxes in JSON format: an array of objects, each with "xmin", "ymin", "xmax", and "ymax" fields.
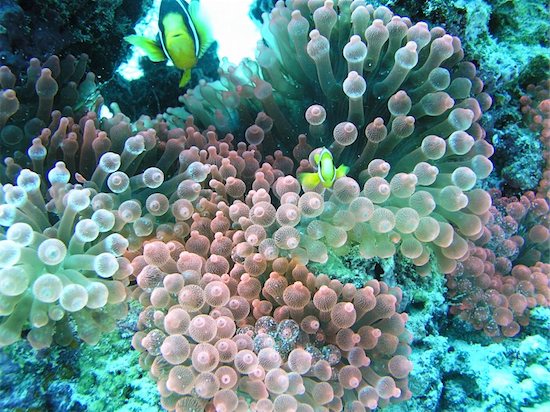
[
  {"xmin": 124, "ymin": 0, "xmax": 214, "ymax": 88},
  {"xmin": 298, "ymin": 147, "xmax": 350, "ymax": 189}
]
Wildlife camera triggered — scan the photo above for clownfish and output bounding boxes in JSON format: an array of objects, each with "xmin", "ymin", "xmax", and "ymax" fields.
[
  {"xmin": 298, "ymin": 148, "xmax": 350, "ymax": 189},
  {"xmin": 124, "ymin": 0, "xmax": 214, "ymax": 88}
]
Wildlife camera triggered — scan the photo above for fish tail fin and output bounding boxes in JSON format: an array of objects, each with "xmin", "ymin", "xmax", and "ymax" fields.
[
  {"xmin": 188, "ymin": 0, "xmax": 215, "ymax": 57},
  {"xmin": 124, "ymin": 35, "xmax": 166, "ymax": 62},
  {"xmin": 179, "ymin": 69, "xmax": 192, "ymax": 88},
  {"xmin": 298, "ymin": 172, "xmax": 321, "ymax": 190},
  {"xmin": 335, "ymin": 164, "xmax": 350, "ymax": 179}
]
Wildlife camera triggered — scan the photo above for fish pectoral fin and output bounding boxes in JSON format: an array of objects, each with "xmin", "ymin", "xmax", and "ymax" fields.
[
  {"xmin": 197, "ymin": 37, "xmax": 215, "ymax": 58},
  {"xmin": 298, "ymin": 172, "xmax": 321, "ymax": 190},
  {"xmin": 335, "ymin": 164, "xmax": 350, "ymax": 179},
  {"xmin": 179, "ymin": 69, "xmax": 192, "ymax": 88},
  {"xmin": 313, "ymin": 153, "xmax": 321, "ymax": 165},
  {"xmin": 188, "ymin": 0, "xmax": 215, "ymax": 57},
  {"xmin": 124, "ymin": 35, "xmax": 166, "ymax": 62}
]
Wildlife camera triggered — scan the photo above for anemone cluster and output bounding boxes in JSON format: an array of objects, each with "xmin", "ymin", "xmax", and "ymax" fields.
[
  {"xmin": 173, "ymin": 0, "xmax": 496, "ymax": 276},
  {"xmin": 0, "ymin": 1, "xmax": 548, "ymax": 412}
]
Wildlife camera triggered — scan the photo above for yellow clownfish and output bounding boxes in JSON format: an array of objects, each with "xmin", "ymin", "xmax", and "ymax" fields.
[
  {"xmin": 298, "ymin": 148, "xmax": 350, "ymax": 189},
  {"xmin": 124, "ymin": 0, "xmax": 214, "ymax": 88}
]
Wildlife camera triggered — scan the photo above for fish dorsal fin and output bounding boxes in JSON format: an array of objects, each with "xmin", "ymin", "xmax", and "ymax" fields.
[
  {"xmin": 174, "ymin": 0, "xmax": 200, "ymax": 57},
  {"xmin": 319, "ymin": 147, "xmax": 332, "ymax": 160},
  {"xmin": 188, "ymin": 0, "xmax": 215, "ymax": 57},
  {"xmin": 124, "ymin": 35, "xmax": 167, "ymax": 62}
]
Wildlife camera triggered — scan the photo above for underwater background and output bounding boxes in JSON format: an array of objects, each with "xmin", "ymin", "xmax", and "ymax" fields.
[{"xmin": 0, "ymin": 0, "xmax": 548, "ymax": 411}]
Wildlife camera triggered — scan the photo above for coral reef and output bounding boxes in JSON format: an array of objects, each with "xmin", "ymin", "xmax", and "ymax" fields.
[
  {"xmin": 0, "ymin": 303, "xmax": 159, "ymax": 411},
  {"xmin": 397, "ymin": 329, "xmax": 550, "ymax": 412},
  {"xmin": 0, "ymin": 53, "xmax": 101, "ymax": 163},
  {"xmin": 99, "ymin": 44, "xmax": 221, "ymax": 120},
  {"xmin": 0, "ymin": 0, "xmax": 548, "ymax": 411},
  {"xmin": 0, "ymin": 0, "xmax": 151, "ymax": 79}
]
